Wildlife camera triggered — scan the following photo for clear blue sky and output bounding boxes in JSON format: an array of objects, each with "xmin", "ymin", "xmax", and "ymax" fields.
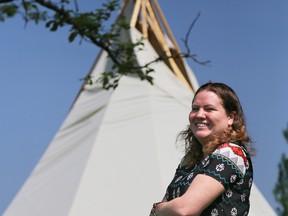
[{"xmin": 1, "ymin": 0, "xmax": 288, "ymax": 214}]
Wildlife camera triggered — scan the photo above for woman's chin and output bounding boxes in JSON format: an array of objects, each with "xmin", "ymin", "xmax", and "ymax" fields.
[
  {"xmin": 194, "ymin": 134, "xmax": 210, "ymax": 145},
  {"xmin": 195, "ymin": 132, "xmax": 209, "ymax": 139}
]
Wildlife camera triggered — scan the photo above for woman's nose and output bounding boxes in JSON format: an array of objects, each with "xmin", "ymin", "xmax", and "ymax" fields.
[{"xmin": 195, "ymin": 109, "xmax": 206, "ymax": 118}]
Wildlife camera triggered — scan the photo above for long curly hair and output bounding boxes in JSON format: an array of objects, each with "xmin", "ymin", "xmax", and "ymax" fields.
[{"xmin": 178, "ymin": 82, "xmax": 254, "ymax": 167}]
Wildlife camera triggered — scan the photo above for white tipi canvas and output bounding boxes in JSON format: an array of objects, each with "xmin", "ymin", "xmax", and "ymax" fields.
[{"xmin": 4, "ymin": 1, "xmax": 276, "ymax": 215}]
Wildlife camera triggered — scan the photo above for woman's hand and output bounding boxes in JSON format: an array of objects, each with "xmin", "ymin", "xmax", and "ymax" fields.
[{"xmin": 150, "ymin": 202, "xmax": 163, "ymax": 216}]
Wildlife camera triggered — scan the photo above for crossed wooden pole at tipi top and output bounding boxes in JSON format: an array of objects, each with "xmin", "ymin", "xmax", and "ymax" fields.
[{"xmin": 120, "ymin": 0, "xmax": 195, "ymax": 92}]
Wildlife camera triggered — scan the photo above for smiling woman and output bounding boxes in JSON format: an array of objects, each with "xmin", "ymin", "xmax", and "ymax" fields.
[
  {"xmin": 150, "ymin": 82, "xmax": 255, "ymax": 216},
  {"xmin": 189, "ymin": 89, "xmax": 235, "ymax": 150}
]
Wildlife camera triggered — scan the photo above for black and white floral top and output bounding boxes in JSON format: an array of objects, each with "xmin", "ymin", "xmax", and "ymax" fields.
[{"xmin": 165, "ymin": 142, "xmax": 253, "ymax": 216}]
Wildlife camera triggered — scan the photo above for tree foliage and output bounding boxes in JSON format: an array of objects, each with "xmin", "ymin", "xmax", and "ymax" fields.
[
  {"xmin": 0, "ymin": 0, "xmax": 209, "ymax": 89},
  {"xmin": 274, "ymin": 124, "xmax": 288, "ymax": 216},
  {"xmin": 0, "ymin": 0, "xmax": 134, "ymax": 89}
]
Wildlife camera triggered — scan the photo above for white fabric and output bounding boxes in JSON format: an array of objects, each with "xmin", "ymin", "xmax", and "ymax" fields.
[
  {"xmin": 249, "ymin": 184, "xmax": 277, "ymax": 216},
  {"xmin": 4, "ymin": 1, "xmax": 276, "ymax": 215}
]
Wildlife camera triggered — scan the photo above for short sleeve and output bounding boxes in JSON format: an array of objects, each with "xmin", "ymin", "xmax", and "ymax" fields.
[{"xmin": 199, "ymin": 143, "xmax": 249, "ymax": 188}]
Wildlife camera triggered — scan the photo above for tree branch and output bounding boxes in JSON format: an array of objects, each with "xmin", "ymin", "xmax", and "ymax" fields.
[
  {"xmin": 0, "ymin": 1, "xmax": 210, "ymax": 89},
  {"xmin": 0, "ymin": 0, "xmax": 13, "ymax": 3},
  {"xmin": 180, "ymin": 12, "xmax": 210, "ymax": 66},
  {"xmin": 34, "ymin": 0, "xmax": 121, "ymax": 66},
  {"xmin": 183, "ymin": 12, "xmax": 200, "ymax": 55}
]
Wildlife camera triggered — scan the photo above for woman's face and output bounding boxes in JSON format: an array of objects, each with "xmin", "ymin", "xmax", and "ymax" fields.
[{"xmin": 189, "ymin": 90, "xmax": 234, "ymax": 146}]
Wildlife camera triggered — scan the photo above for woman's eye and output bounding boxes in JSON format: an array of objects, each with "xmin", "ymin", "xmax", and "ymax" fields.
[
  {"xmin": 191, "ymin": 107, "xmax": 199, "ymax": 112},
  {"xmin": 206, "ymin": 107, "xmax": 215, "ymax": 112}
]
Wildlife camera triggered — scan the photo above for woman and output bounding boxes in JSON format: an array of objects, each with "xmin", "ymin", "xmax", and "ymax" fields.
[{"xmin": 150, "ymin": 82, "xmax": 254, "ymax": 216}]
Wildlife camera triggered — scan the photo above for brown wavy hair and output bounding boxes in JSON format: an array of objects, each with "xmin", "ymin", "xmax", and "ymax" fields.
[{"xmin": 178, "ymin": 82, "xmax": 254, "ymax": 167}]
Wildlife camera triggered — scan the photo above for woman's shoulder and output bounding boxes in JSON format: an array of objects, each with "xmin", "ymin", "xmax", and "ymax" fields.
[
  {"xmin": 213, "ymin": 142, "xmax": 248, "ymax": 158},
  {"xmin": 211, "ymin": 142, "xmax": 250, "ymax": 176}
]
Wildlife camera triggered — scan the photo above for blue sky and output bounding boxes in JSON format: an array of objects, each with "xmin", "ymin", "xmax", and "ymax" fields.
[{"xmin": 1, "ymin": 0, "xmax": 288, "ymax": 214}]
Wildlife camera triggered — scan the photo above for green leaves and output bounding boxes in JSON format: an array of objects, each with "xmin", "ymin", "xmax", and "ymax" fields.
[
  {"xmin": 0, "ymin": 3, "xmax": 18, "ymax": 21},
  {"xmin": 283, "ymin": 125, "xmax": 288, "ymax": 143},
  {"xmin": 0, "ymin": 0, "xmax": 154, "ymax": 90},
  {"xmin": 274, "ymin": 154, "xmax": 288, "ymax": 216},
  {"xmin": 0, "ymin": 0, "xmax": 197, "ymax": 90},
  {"xmin": 274, "ymin": 125, "xmax": 288, "ymax": 216},
  {"xmin": 0, "ymin": 1, "xmax": 47, "ymax": 23},
  {"xmin": 22, "ymin": 1, "xmax": 46, "ymax": 23},
  {"xmin": 97, "ymin": 71, "xmax": 120, "ymax": 90}
]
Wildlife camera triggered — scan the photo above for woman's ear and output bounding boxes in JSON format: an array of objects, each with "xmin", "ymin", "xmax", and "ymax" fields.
[{"xmin": 228, "ymin": 111, "xmax": 236, "ymax": 126}]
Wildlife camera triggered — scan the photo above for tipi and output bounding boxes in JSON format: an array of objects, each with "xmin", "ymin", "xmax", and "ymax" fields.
[{"xmin": 4, "ymin": 0, "xmax": 276, "ymax": 215}]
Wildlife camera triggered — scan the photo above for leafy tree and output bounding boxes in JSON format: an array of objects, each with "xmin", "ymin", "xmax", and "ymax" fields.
[
  {"xmin": 0, "ymin": 0, "xmax": 209, "ymax": 90},
  {"xmin": 274, "ymin": 125, "xmax": 288, "ymax": 215}
]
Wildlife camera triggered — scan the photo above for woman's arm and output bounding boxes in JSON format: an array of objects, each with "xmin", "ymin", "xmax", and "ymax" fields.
[{"xmin": 154, "ymin": 174, "xmax": 225, "ymax": 216}]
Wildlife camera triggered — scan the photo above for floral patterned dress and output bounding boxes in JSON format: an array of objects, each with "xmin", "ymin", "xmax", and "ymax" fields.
[{"xmin": 165, "ymin": 142, "xmax": 253, "ymax": 216}]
